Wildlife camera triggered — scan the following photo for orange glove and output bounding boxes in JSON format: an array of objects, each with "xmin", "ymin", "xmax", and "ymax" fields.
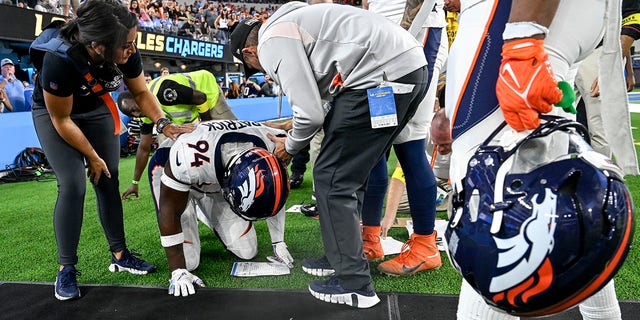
[{"xmin": 496, "ymin": 38, "xmax": 563, "ymax": 131}]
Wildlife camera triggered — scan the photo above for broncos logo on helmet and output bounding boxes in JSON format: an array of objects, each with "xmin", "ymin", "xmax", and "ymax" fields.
[
  {"xmin": 490, "ymin": 188, "xmax": 557, "ymax": 307},
  {"xmin": 223, "ymin": 147, "xmax": 289, "ymax": 221},
  {"xmin": 236, "ymin": 164, "xmax": 267, "ymax": 213},
  {"xmin": 445, "ymin": 116, "xmax": 635, "ymax": 317}
]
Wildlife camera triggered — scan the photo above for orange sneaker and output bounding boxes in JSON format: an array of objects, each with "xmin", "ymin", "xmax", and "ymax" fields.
[
  {"xmin": 377, "ymin": 231, "xmax": 442, "ymax": 276},
  {"xmin": 362, "ymin": 226, "xmax": 384, "ymax": 261}
]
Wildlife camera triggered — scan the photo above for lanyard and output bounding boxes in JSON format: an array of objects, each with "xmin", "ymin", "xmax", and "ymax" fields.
[{"xmin": 83, "ymin": 72, "xmax": 120, "ymax": 135}]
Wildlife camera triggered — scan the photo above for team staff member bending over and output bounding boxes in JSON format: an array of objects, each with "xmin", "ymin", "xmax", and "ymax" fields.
[
  {"xmin": 29, "ymin": 0, "xmax": 192, "ymax": 301},
  {"xmin": 230, "ymin": 2, "xmax": 428, "ymax": 308}
]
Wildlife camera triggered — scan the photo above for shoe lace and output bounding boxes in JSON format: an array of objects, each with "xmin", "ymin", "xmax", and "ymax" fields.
[
  {"xmin": 398, "ymin": 239, "xmax": 415, "ymax": 260},
  {"xmin": 362, "ymin": 232, "xmax": 378, "ymax": 243},
  {"xmin": 326, "ymin": 276, "xmax": 341, "ymax": 286},
  {"xmin": 307, "ymin": 256, "xmax": 331, "ymax": 268},
  {"xmin": 120, "ymin": 249, "xmax": 146, "ymax": 268},
  {"xmin": 59, "ymin": 268, "xmax": 81, "ymax": 286}
]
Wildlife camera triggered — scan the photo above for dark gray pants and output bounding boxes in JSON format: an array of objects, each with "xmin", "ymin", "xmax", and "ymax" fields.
[
  {"xmin": 313, "ymin": 66, "xmax": 429, "ymax": 290},
  {"xmin": 33, "ymin": 106, "xmax": 126, "ymax": 265}
]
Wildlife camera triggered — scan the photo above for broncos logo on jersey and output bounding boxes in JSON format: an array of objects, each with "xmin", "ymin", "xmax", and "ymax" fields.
[
  {"xmin": 490, "ymin": 188, "xmax": 557, "ymax": 307},
  {"xmin": 236, "ymin": 164, "xmax": 266, "ymax": 213}
]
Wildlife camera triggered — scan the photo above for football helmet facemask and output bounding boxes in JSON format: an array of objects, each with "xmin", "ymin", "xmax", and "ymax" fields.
[
  {"xmin": 445, "ymin": 116, "xmax": 634, "ymax": 317},
  {"xmin": 222, "ymin": 147, "xmax": 289, "ymax": 221}
]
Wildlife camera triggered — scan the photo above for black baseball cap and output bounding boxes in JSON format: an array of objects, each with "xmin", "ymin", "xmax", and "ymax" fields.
[
  {"xmin": 229, "ymin": 19, "xmax": 262, "ymax": 77},
  {"xmin": 156, "ymin": 79, "xmax": 195, "ymax": 106}
]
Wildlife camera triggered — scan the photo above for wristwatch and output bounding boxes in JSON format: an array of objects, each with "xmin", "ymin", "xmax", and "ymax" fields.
[{"xmin": 156, "ymin": 118, "xmax": 171, "ymax": 135}]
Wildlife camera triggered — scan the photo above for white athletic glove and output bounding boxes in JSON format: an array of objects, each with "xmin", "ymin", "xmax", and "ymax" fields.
[
  {"xmin": 168, "ymin": 268, "xmax": 205, "ymax": 297},
  {"xmin": 267, "ymin": 241, "xmax": 294, "ymax": 268}
]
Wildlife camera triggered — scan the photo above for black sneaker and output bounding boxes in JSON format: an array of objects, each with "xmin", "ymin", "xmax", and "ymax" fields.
[
  {"xmin": 109, "ymin": 248, "xmax": 156, "ymax": 275},
  {"xmin": 290, "ymin": 172, "xmax": 304, "ymax": 189},
  {"xmin": 55, "ymin": 265, "xmax": 81, "ymax": 301},
  {"xmin": 300, "ymin": 203, "xmax": 318, "ymax": 217},
  {"xmin": 308, "ymin": 277, "xmax": 380, "ymax": 308},
  {"xmin": 302, "ymin": 256, "xmax": 335, "ymax": 276}
]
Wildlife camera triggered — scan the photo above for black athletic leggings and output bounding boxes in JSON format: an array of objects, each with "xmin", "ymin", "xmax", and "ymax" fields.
[{"xmin": 32, "ymin": 105, "xmax": 126, "ymax": 266}]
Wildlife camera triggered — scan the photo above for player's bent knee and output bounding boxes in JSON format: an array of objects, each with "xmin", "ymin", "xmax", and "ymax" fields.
[{"xmin": 228, "ymin": 244, "xmax": 258, "ymax": 260}]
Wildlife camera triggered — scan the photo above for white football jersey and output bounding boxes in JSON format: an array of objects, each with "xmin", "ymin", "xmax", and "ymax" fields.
[{"xmin": 167, "ymin": 120, "xmax": 287, "ymax": 194}]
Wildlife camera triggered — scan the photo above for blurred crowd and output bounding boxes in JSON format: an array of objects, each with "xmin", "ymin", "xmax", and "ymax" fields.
[
  {"xmin": 131, "ymin": 0, "xmax": 283, "ymax": 43},
  {"xmin": 7, "ymin": 0, "xmax": 289, "ymax": 43}
]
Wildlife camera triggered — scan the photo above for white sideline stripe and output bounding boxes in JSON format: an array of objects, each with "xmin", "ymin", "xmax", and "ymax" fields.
[{"xmin": 630, "ymin": 103, "xmax": 640, "ymax": 113}]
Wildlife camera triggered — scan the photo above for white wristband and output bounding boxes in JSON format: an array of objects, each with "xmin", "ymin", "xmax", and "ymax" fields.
[
  {"xmin": 161, "ymin": 232, "xmax": 185, "ymax": 247},
  {"xmin": 503, "ymin": 22, "xmax": 549, "ymax": 40}
]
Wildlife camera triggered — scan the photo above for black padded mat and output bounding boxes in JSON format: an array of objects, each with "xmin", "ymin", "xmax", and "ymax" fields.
[{"xmin": 0, "ymin": 282, "xmax": 637, "ymax": 320}]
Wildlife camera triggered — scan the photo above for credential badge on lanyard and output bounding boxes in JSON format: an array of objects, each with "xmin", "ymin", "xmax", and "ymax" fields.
[{"xmin": 367, "ymin": 74, "xmax": 398, "ymax": 129}]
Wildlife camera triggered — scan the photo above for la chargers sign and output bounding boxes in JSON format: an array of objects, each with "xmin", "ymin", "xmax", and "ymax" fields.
[
  {"xmin": 0, "ymin": 4, "xmax": 232, "ymax": 63},
  {"xmin": 136, "ymin": 32, "xmax": 226, "ymax": 60}
]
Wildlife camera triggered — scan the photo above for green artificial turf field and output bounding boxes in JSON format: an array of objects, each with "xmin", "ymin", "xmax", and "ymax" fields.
[{"xmin": 0, "ymin": 115, "xmax": 638, "ymax": 300}]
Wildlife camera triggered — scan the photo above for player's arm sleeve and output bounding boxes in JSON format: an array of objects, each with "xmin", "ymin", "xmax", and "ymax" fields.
[{"xmin": 259, "ymin": 35, "xmax": 324, "ymax": 155}]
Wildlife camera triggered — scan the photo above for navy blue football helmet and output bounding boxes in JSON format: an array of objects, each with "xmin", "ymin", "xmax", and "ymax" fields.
[
  {"xmin": 445, "ymin": 116, "xmax": 634, "ymax": 317},
  {"xmin": 222, "ymin": 147, "xmax": 289, "ymax": 221}
]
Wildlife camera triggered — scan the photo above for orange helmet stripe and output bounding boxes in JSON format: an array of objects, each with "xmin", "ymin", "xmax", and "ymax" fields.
[
  {"xmin": 519, "ymin": 194, "xmax": 634, "ymax": 317},
  {"xmin": 251, "ymin": 148, "xmax": 284, "ymax": 216}
]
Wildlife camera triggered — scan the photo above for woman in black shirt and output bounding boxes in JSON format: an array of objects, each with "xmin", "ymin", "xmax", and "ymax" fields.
[{"xmin": 31, "ymin": 0, "xmax": 191, "ymax": 301}]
